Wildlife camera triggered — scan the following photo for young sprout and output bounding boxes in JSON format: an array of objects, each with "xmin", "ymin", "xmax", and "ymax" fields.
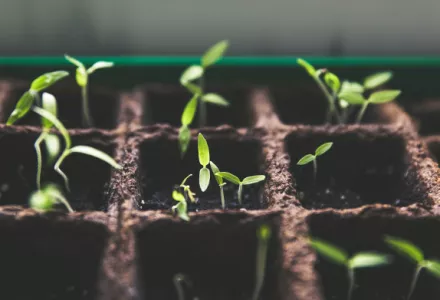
[
  {"xmin": 198, "ymin": 133, "xmax": 211, "ymax": 192},
  {"xmin": 179, "ymin": 94, "xmax": 198, "ymax": 156},
  {"xmin": 7, "ymin": 70, "xmax": 69, "ymax": 125},
  {"xmin": 215, "ymin": 172, "xmax": 265, "ymax": 205},
  {"xmin": 297, "ymin": 142, "xmax": 333, "ymax": 183},
  {"xmin": 310, "ymin": 238, "xmax": 392, "ymax": 300},
  {"xmin": 172, "ymin": 190, "xmax": 190, "ymax": 222},
  {"xmin": 210, "ymin": 161, "xmax": 226, "ymax": 209},
  {"xmin": 252, "ymin": 224, "xmax": 272, "ymax": 300},
  {"xmin": 31, "ymin": 105, "xmax": 122, "ymax": 191},
  {"xmin": 65, "ymin": 55, "xmax": 114, "ymax": 127},
  {"xmin": 385, "ymin": 236, "xmax": 440, "ymax": 300},
  {"xmin": 179, "ymin": 174, "xmax": 196, "ymax": 203},
  {"xmin": 180, "ymin": 40, "xmax": 230, "ymax": 127},
  {"xmin": 29, "ymin": 183, "xmax": 74, "ymax": 213}
]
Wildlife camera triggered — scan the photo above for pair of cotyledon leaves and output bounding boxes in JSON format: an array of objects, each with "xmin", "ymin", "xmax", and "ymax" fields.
[{"xmin": 297, "ymin": 142, "xmax": 333, "ymax": 166}]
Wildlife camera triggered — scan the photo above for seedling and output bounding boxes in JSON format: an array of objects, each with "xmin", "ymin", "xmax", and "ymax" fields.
[
  {"xmin": 29, "ymin": 183, "xmax": 74, "ymax": 213},
  {"xmin": 180, "ymin": 40, "xmax": 230, "ymax": 127},
  {"xmin": 215, "ymin": 172, "xmax": 265, "ymax": 205},
  {"xmin": 210, "ymin": 161, "xmax": 227, "ymax": 209},
  {"xmin": 297, "ymin": 142, "xmax": 333, "ymax": 183},
  {"xmin": 7, "ymin": 70, "xmax": 69, "ymax": 125},
  {"xmin": 198, "ymin": 133, "xmax": 211, "ymax": 192},
  {"xmin": 179, "ymin": 94, "xmax": 198, "ymax": 156},
  {"xmin": 65, "ymin": 55, "xmax": 114, "ymax": 127},
  {"xmin": 172, "ymin": 190, "xmax": 190, "ymax": 222},
  {"xmin": 179, "ymin": 174, "xmax": 196, "ymax": 203},
  {"xmin": 310, "ymin": 238, "xmax": 392, "ymax": 300},
  {"xmin": 385, "ymin": 236, "xmax": 440, "ymax": 300},
  {"xmin": 252, "ymin": 224, "xmax": 272, "ymax": 300}
]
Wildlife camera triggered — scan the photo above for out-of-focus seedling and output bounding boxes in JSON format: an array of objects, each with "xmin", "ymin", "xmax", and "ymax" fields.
[
  {"xmin": 385, "ymin": 236, "xmax": 440, "ymax": 300},
  {"xmin": 210, "ymin": 161, "xmax": 226, "ymax": 209},
  {"xmin": 252, "ymin": 224, "xmax": 272, "ymax": 300},
  {"xmin": 65, "ymin": 55, "xmax": 114, "ymax": 127},
  {"xmin": 310, "ymin": 238, "xmax": 392, "ymax": 300},
  {"xmin": 198, "ymin": 133, "xmax": 211, "ymax": 192},
  {"xmin": 179, "ymin": 174, "xmax": 196, "ymax": 203},
  {"xmin": 297, "ymin": 142, "xmax": 333, "ymax": 183},
  {"xmin": 29, "ymin": 183, "xmax": 74, "ymax": 213},
  {"xmin": 215, "ymin": 172, "xmax": 265, "ymax": 205},
  {"xmin": 179, "ymin": 94, "xmax": 198, "ymax": 156},
  {"xmin": 7, "ymin": 70, "xmax": 69, "ymax": 125},
  {"xmin": 172, "ymin": 190, "xmax": 190, "ymax": 222},
  {"xmin": 180, "ymin": 40, "xmax": 230, "ymax": 127}
]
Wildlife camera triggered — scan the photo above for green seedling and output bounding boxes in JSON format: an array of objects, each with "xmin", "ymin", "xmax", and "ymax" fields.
[
  {"xmin": 179, "ymin": 174, "xmax": 197, "ymax": 203},
  {"xmin": 215, "ymin": 172, "xmax": 265, "ymax": 205},
  {"xmin": 65, "ymin": 55, "xmax": 114, "ymax": 127},
  {"xmin": 198, "ymin": 133, "xmax": 211, "ymax": 192},
  {"xmin": 310, "ymin": 238, "xmax": 392, "ymax": 300},
  {"xmin": 29, "ymin": 183, "xmax": 74, "ymax": 213},
  {"xmin": 252, "ymin": 224, "xmax": 272, "ymax": 300},
  {"xmin": 172, "ymin": 190, "xmax": 190, "ymax": 221},
  {"xmin": 31, "ymin": 105, "xmax": 122, "ymax": 191},
  {"xmin": 210, "ymin": 161, "xmax": 227, "ymax": 209},
  {"xmin": 385, "ymin": 236, "xmax": 440, "ymax": 300},
  {"xmin": 297, "ymin": 142, "xmax": 333, "ymax": 182},
  {"xmin": 180, "ymin": 40, "xmax": 230, "ymax": 127},
  {"xmin": 179, "ymin": 94, "xmax": 198, "ymax": 156},
  {"xmin": 7, "ymin": 70, "xmax": 69, "ymax": 125}
]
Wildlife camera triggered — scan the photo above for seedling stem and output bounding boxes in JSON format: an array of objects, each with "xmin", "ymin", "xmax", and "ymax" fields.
[
  {"xmin": 355, "ymin": 102, "xmax": 369, "ymax": 124},
  {"xmin": 252, "ymin": 224, "xmax": 271, "ymax": 300},
  {"xmin": 198, "ymin": 76, "xmax": 207, "ymax": 127},
  {"xmin": 81, "ymin": 85, "xmax": 91, "ymax": 127},
  {"xmin": 34, "ymin": 131, "xmax": 48, "ymax": 190}
]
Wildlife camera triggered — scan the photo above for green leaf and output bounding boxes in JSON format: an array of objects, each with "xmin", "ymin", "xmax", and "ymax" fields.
[
  {"xmin": 185, "ymin": 83, "xmax": 202, "ymax": 95},
  {"xmin": 384, "ymin": 236, "xmax": 424, "ymax": 263},
  {"xmin": 180, "ymin": 65, "xmax": 204, "ymax": 85},
  {"xmin": 349, "ymin": 252, "xmax": 392, "ymax": 269},
  {"xmin": 65, "ymin": 55, "xmax": 84, "ymax": 68},
  {"xmin": 425, "ymin": 260, "xmax": 440, "ymax": 278},
  {"xmin": 338, "ymin": 91, "xmax": 366, "ymax": 105},
  {"xmin": 257, "ymin": 224, "xmax": 272, "ymax": 241},
  {"xmin": 297, "ymin": 154, "xmax": 315, "ymax": 165},
  {"xmin": 30, "ymin": 71, "xmax": 69, "ymax": 92},
  {"xmin": 297, "ymin": 58, "xmax": 316, "ymax": 77},
  {"xmin": 68, "ymin": 146, "xmax": 122, "ymax": 169},
  {"xmin": 32, "ymin": 106, "xmax": 71, "ymax": 149},
  {"xmin": 201, "ymin": 93, "xmax": 230, "ymax": 106},
  {"xmin": 242, "ymin": 175, "xmax": 266, "ymax": 185},
  {"xmin": 87, "ymin": 61, "xmax": 114, "ymax": 74},
  {"xmin": 340, "ymin": 81, "xmax": 364, "ymax": 94},
  {"xmin": 310, "ymin": 238, "xmax": 349, "ymax": 266},
  {"xmin": 216, "ymin": 172, "xmax": 241, "ymax": 185},
  {"xmin": 172, "ymin": 190, "xmax": 186, "ymax": 202},
  {"xmin": 76, "ymin": 68, "xmax": 88, "ymax": 87},
  {"xmin": 44, "ymin": 134, "xmax": 61, "ymax": 164},
  {"xmin": 315, "ymin": 142, "xmax": 333, "ymax": 157},
  {"xmin": 29, "ymin": 190, "xmax": 53, "ymax": 211},
  {"xmin": 198, "ymin": 133, "xmax": 210, "ymax": 166},
  {"xmin": 201, "ymin": 40, "xmax": 229, "ymax": 68},
  {"xmin": 178, "ymin": 126, "xmax": 191, "ymax": 156},
  {"xmin": 324, "ymin": 72, "xmax": 340, "ymax": 93},
  {"xmin": 181, "ymin": 95, "xmax": 198, "ymax": 126},
  {"xmin": 199, "ymin": 167, "xmax": 210, "ymax": 192},
  {"xmin": 41, "ymin": 93, "xmax": 58, "ymax": 129},
  {"xmin": 210, "ymin": 161, "xmax": 223, "ymax": 185},
  {"xmin": 368, "ymin": 90, "xmax": 401, "ymax": 104},
  {"xmin": 6, "ymin": 91, "xmax": 35, "ymax": 125},
  {"xmin": 364, "ymin": 71, "xmax": 393, "ymax": 89},
  {"xmin": 172, "ymin": 201, "xmax": 190, "ymax": 222}
]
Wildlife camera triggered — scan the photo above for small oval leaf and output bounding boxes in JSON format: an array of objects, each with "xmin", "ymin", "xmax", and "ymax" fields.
[
  {"xmin": 310, "ymin": 238, "xmax": 349, "ymax": 266},
  {"xmin": 338, "ymin": 92, "xmax": 366, "ymax": 105},
  {"xmin": 324, "ymin": 72, "xmax": 340, "ymax": 93},
  {"xmin": 364, "ymin": 71, "xmax": 393, "ymax": 89},
  {"xmin": 349, "ymin": 252, "xmax": 392, "ymax": 269},
  {"xmin": 201, "ymin": 93, "xmax": 230, "ymax": 106},
  {"xmin": 178, "ymin": 126, "xmax": 191, "ymax": 156},
  {"xmin": 242, "ymin": 175, "xmax": 266, "ymax": 185},
  {"xmin": 7, "ymin": 91, "xmax": 35, "ymax": 125},
  {"xmin": 41, "ymin": 93, "xmax": 58, "ymax": 128},
  {"xmin": 198, "ymin": 133, "xmax": 210, "ymax": 166},
  {"xmin": 88, "ymin": 61, "xmax": 114, "ymax": 74},
  {"xmin": 297, "ymin": 154, "xmax": 315, "ymax": 165},
  {"xmin": 315, "ymin": 142, "xmax": 333, "ymax": 157},
  {"xmin": 30, "ymin": 71, "xmax": 69, "ymax": 92},
  {"xmin": 199, "ymin": 167, "xmax": 211, "ymax": 192},
  {"xmin": 340, "ymin": 81, "xmax": 364, "ymax": 94},
  {"xmin": 297, "ymin": 58, "xmax": 316, "ymax": 77},
  {"xmin": 384, "ymin": 236, "xmax": 424, "ymax": 263},
  {"xmin": 181, "ymin": 95, "xmax": 198, "ymax": 126},
  {"xmin": 209, "ymin": 161, "xmax": 223, "ymax": 185},
  {"xmin": 180, "ymin": 65, "xmax": 204, "ymax": 85},
  {"xmin": 172, "ymin": 190, "xmax": 186, "ymax": 202},
  {"xmin": 68, "ymin": 145, "xmax": 122, "ymax": 169},
  {"xmin": 215, "ymin": 172, "xmax": 241, "ymax": 185},
  {"xmin": 368, "ymin": 90, "xmax": 401, "ymax": 104},
  {"xmin": 202, "ymin": 40, "xmax": 229, "ymax": 68}
]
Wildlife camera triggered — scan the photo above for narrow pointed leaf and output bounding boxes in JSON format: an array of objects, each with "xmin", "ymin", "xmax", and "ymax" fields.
[
  {"xmin": 202, "ymin": 40, "xmax": 229, "ymax": 68},
  {"xmin": 297, "ymin": 58, "xmax": 316, "ymax": 76},
  {"xmin": 242, "ymin": 175, "xmax": 266, "ymax": 185},
  {"xmin": 7, "ymin": 91, "xmax": 34, "ymax": 125},
  {"xmin": 30, "ymin": 71, "xmax": 69, "ymax": 92},
  {"xmin": 198, "ymin": 133, "xmax": 210, "ymax": 166},
  {"xmin": 297, "ymin": 154, "xmax": 315, "ymax": 165},
  {"xmin": 315, "ymin": 142, "xmax": 333, "ymax": 156},
  {"xmin": 369, "ymin": 90, "xmax": 401, "ymax": 104},
  {"xmin": 216, "ymin": 172, "xmax": 241, "ymax": 185},
  {"xmin": 65, "ymin": 55, "xmax": 84, "ymax": 68},
  {"xmin": 210, "ymin": 161, "xmax": 223, "ymax": 185},
  {"xmin": 340, "ymin": 81, "xmax": 364, "ymax": 94},
  {"xmin": 310, "ymin": 238, "xmax": 349, "ymax": 266},
  {"xmin": 201, "ymin": 93, "xmax": 230, "ymax": 106},
  {"xmin": 178, "ymin": 126, "xmax": 191, "ymax": 156},
  {"xmin": 172, "ymin": 190, "xmax": 186, "ymax": 202},
  {"xmin": 324, "ymin": 72, "xmax": 340, "ymax": 93},
  {"xmin": 384, "ymin": 236, "xmax": 424, "ymax": 263},
  {"xmin": 349, "ymin": 252, "xmax": 392, "ymax": 269},
  {"xmin": 41, "ymin": 93, "xmax": 58, "ymax": 128},
  {"xmin": 68, "ymin": 146, "xmax": 122, "ymax": 169},
  {"xmin": 32, "ymin": 106, "xmax": 71, "ymax": 149},
  {"xmin": 88, "ymin": 61, "xmax": 114, "ymax": 74},
  {"xmin": 181, "ymin": 95, "xmax": 198, "ymax": 126},
  {"xmin": 338, "ymin": 91, "xmax": 366, "ymax": 105},
  {"xmin": 199, "ymin": 167, "xmax": 210, "ymax": 192},
  {"xmin": 364, "ymin": 71, "xmax": 393, "ymax": 89},
  {"xmin": 180, "ymin": 65, "xmax": 204, "ymax": 85},
  {"xmin": 425, "ymin": 260, "xmax": 440, "ymax": 278}
]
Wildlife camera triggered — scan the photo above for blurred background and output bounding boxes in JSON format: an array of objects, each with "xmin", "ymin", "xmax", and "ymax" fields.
[{"xmin": 1, "ymin": 0, "xmax": 439, "ymax": 56}]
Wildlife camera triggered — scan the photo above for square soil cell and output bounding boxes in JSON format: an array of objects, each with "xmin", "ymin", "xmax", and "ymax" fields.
[
  {"xmin": 270, "ymin": 84, "xmax": 402, "ymax": 125},
  {"xmin": 407, "ymin": 99, "xmax": 440, "ymax": 135},
  {"xmin": 0, "ymin": 216, "xmax": 108, "ymax": 300},
  {"xmin": 0, "ymin": 79, "xmax": 119, "ymax": 129},
  {"xmin": 0, "ymin": 130, "xmax": 116, "ymax": 211},
  {"xmin": 139, "ymin": 134, "xmax": 266, "ymax": 211},
  {"xmin": 308, "ymin": 212, "xmax": 440, "ymax": 300},
  {"xmin": 135, "ymin": 212, "xmax": 282, "ymax": 300},
  {"xmin": 286, "ymin": 130, "xmax": 424, "ymax": 209},
  {"xmin": 142, "ymin": 84, "xmax": 253, "ymax": 127}
]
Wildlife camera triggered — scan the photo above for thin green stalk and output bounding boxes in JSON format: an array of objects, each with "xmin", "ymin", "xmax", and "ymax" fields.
[
  {"xmin": 34, "ymin": 131, "xmax": 48, "ymax": 190},
  {"xmin": 81, "ymin": 85, "xmax": 93, "ymax": 127},
  {"xmin": 173, "ymin": 275, "xmax": 186, "ymax": 300},
  {"xmin": 49, "ymin": 191, "xmax": 74, "ymax": 213},
  {"xmin": 355, "ymin": 102, "xmax": 369, "ymax": 124},
  {"xmin": 238, "ymin": 183, "xmax": 243, "ymax": 205},
  {"xmin": 198, "ymin": 76, "xmax": 207, "ymax": 127},
  {"xmin": 312, "ymin": 159, "xmax": 317, "ymax": 184},
  {"xmin": 220, "ymin": 185, "xmax": 225, "ymax": 209},
  {"xmin": 407, "ymin": 265, "xmax": 423, "ymax": 300},
  {"xmin": 314, "ymin": 76, "xmax": 341, "ymax": 124},
  {"xmin": 54, "ymin": 150, "xmax": 71, "ymax": 192},
  {"xmin": 347, "ymin": 268, "xmax": 355, "ymax": 300},
  {"xmin": 252, "ymin": 232, "xmax": 269, "ymax": 300}
]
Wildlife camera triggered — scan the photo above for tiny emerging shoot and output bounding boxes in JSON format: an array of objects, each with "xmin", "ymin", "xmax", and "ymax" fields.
[
  {"xmin": 210, "ymin": 161, "xmax": 226, "ymax": 209},
  {"xmin": 297, "ymin": 142, "xmax": 333, "ymax": 183},
  {"xmin": 215, "ymin": 172, "xmax": 265, "ymax": 205},
  {"xmin": 198, "ymin": 133, "xmax": 211, "ymax": 192},
  {"xmin": 29, "ymin": 183, "xmax": 74, "ymax": 213},
  {"xmin": 65, "ymin": 55, "xmax": 114, "ymax": 127},
  {"xmin": 172, "ymin": 190, "xmax": 190, "ymax": 222},
  {"xmin": 252, "ymin": 224, "xmax": 272, "ymax": 300},
  {"xmin": 385, "ymin": 236, "xmax": 440, "ymax": 300},
  {"xmin": 310, "ymin": 238, "xmax": 392, "ymax": 300},
  {"xmin": 180, "ymin": 174, "xmax": 196, "ymax": 203}
]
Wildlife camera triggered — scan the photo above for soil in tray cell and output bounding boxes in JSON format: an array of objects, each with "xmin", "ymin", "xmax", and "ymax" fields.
[
  {"xmin": 139, "ymin": 136, "xmax": 266, "ymax": 211},
  {"xmin": 136, "ymin": 214, "xmax": 282, "ymax": 300},
  {"xmin": 287, "ymin": 131, "xmax": 422, "ymax": 209},
  {"xmin": 308, "ymin": 213, "xmax": 440, "ymax": 300}
]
